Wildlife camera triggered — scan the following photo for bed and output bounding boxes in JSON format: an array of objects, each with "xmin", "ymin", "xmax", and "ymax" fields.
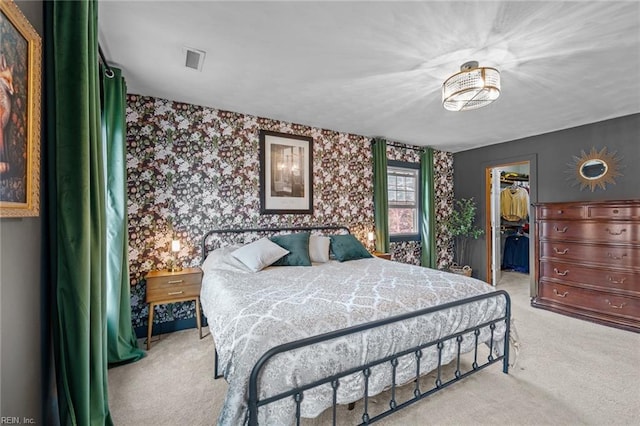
[{"xmin": 200, "ymin": 226, "xmax": 511, "ymax": 425}]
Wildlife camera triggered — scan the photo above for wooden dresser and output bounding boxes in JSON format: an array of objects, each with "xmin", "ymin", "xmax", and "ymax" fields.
[{"xmin": 532, "ymin": 200, "xmax": 639, "ymax": 332}]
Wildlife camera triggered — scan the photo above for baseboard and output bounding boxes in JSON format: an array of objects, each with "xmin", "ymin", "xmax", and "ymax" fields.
[{"xmin": 134, "ymin": 316, "xmax": 209, "ymax": 339}]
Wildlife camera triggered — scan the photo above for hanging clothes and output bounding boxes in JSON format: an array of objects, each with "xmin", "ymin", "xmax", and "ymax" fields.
[
  {"xmin": 500, "ymin": 186, "xmax": 529, "ymax": 221},
  {"xmin": 502, "ymin": 235, "xmax": 529, "ymax": 273}
]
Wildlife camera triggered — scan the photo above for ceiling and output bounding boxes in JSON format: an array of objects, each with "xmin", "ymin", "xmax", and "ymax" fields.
[{"xmin": 98, "ymin": 1, "xmax": 640, "ymax": 153}]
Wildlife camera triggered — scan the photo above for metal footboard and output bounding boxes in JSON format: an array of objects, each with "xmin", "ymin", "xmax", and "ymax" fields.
[{"xmin": 247, "ymin": 290, "xmax": 511, "ymax": 425}]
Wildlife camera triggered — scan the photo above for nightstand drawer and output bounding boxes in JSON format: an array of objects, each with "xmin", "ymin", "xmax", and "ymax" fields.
[
  {"xmin": 147, "ymin": 271, "xmax": 201, "ymax": 287},
  {"xmin": 147, "ymin": 283, "xmax": 201, "ymax": 301}
]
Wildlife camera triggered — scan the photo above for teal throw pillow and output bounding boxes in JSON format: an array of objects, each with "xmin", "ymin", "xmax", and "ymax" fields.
[
  {"xmin": 329, "ymin": 234, "xmax": 373, "ymax": 262},
  {"xmin": 270, "ymin": 232, "xmax": 312, "ymax": 266}
]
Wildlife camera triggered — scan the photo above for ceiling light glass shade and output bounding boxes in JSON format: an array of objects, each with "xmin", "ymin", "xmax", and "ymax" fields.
[{"xmin": 442, "ymin": 61, "xmax": 500, "ymax": 111}]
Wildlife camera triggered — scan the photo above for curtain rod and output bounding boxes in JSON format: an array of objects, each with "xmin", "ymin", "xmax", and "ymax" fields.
[
  {"xmin": 371, "ymin": 139, "xmax": 426, "ymax": 152},
  {"xmin": 387, "ymin": 141, "xmax": 425, "ymax": 152},
  {"xmin": 98, "ymin": 44, "xmax": 114, "ymax": 78}
]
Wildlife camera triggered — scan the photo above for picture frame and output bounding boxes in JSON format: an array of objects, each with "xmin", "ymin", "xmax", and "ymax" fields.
[
  {"xmin": 0, "ymin": 0, "xmax": 41, "ymax": 217},
  {"xmin": 259, "ymin": 130, "xmax": 313, "ymax": 214}
]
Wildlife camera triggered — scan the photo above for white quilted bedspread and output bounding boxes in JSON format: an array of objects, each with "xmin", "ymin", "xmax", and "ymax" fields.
[{"xmin": 200, "ymin": 248, "xmax": 507, "ymax": 425}]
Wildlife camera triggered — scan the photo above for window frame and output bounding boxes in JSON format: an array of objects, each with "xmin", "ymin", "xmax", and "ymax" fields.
[{"xmin": 387, "ymin": 160, "xmax": 421, "ymax": 243}]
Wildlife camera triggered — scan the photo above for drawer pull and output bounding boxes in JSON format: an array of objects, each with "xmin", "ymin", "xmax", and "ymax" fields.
[
  {"xmin": 605, "ymin": 299, "xmax": 626, "ymax": 309},
  {"xmin": 607, "ymin": 276, "xmax": 626, "ymax": 284},
  {"xmin": 553, "ymin": 289, "xmax": 568, "ymax": 298},
  {"xmin": 557, "ymin": 210, "xmax": 563, "ymax": 214},
  {"xmin": 553, "ymin": 247, "xmax": 569, "ymax": 255},
  {"xmin": 167, "ymin": 291, "xmax": 184, "ymax": 296},
  {"xmin": 167, "ymin": 279, "xmax": 184, "ymax": 284},
  {"xmin": 612, "ymin": 209, "xmax": 619, "ymax": 214},
  {"xmin": 554, "ymin": 226, "xmax": 568, "ymax": 233},
  {"xmin": 607, "ymin": 252, "xmax": 627, "ymax": 260},
  {"xmin": 553, "ymin": 268, "xmax": 569, "ymax": 276},
  {"xmin": 605, "ymin": 228, "xmax": 626, "ymax": 236}
]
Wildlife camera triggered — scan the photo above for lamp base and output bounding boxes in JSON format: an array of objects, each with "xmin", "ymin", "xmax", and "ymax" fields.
[{"xmin": 167, "ymin": 259, "xmax": 182, "ymax": 273}]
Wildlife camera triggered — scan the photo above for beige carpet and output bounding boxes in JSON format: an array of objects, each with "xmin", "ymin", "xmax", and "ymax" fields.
[{"xmin": 109, "ymin": 272, "xmax": 640, "ymax": 425}]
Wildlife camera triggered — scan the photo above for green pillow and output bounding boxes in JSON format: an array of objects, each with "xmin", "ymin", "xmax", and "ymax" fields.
[
  {"xmin": 329, "ymin": 234, "xmax": 373, "ymax": 262},
  {"xmin": 270, "ymin": 233, "xmax": 312, "ymax": 266}
]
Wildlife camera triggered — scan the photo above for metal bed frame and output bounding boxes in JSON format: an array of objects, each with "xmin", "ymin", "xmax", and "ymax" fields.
[{"xmin": 201, "ymin": 226, "xmax": 511, "ymax": 425}]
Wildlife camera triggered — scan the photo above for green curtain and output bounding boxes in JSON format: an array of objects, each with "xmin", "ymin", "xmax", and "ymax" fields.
[
  {"xmin": 46, "ymin": 1, "xmax": 112, "ymax": 424},
  {"xmin": 372, "ymin": 138, "xmax": 389, "ymax": 253},
  {"xmin": 102, "ymin": 65, "xmax": 145, "ymax": 365},
  {"xmin": 420, "ymin": 148, "xmax": 437, "ymax": 268}
]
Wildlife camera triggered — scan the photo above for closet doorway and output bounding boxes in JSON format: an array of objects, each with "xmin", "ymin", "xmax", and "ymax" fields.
[{"xmin": 485, "ymin": 161, "xmax": 531, "ymax": 288}]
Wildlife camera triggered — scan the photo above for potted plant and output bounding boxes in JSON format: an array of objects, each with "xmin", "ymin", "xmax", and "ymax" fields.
[{"xmin": 444, "ymin": 198, "xmax": 484, "ymax": 276}]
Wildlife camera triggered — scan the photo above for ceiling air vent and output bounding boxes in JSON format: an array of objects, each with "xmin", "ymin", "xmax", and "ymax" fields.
[{"xmin": 184, "ymin": 47, "xmax": 206, "ymax": 71}]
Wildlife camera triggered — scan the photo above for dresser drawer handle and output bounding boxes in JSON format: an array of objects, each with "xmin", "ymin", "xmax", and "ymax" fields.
[
  {"xmin": 167, "ymin": 291, "xmax": 184, "ymax": 296},
  {"xmin": 607, "ymin": 253, "xmax": 627, "ymax": 260},
  {"xmin": 557, "ymin": 210, "xmax": 563, "ymax": 214},
  {"xmin": 167, "ymin": 279, "xmax": 184, "ymax": 284},
  {"xmin": 553, "ymin": 268, "xmax": 569, "ymax": 276},
  {"xmin": 605, "ymin": 299, "xmax": 626, "ymax": 309},
  {"xmin": 553, "ymin": 247, "xmax": 569, "ymax": 255},
  {"xmin": 607, "ymin": 276, "xmax": 626, "ymax": 284},
  {"xmin": 553, "ymin": 226, "xmax": 568, "ymax": 233},
  {"xmin": 605, "ymin": 228, "xmax": 626, "ymax": 236},
  {"xmin": 553, "ymin": 289, "xmax": 568, "ymax": 298}
]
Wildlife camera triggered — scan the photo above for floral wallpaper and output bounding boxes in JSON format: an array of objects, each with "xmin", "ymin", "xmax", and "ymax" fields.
[
  {"xmin": 433, "ymin": 150, "xmax": 455, "ymax": 269},
  {"xmin": 126, "ymin": 94, "xmax": 453, "ymax": 330}
]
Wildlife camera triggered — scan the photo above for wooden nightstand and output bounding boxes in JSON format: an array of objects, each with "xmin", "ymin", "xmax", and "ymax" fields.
[
  {"xmin": 145, "ymin": 267, "xmax": 203, "ymax": 350},
  {"xmin": 373, "ymin": 251, "xmax": 392, "ymax": 260}
]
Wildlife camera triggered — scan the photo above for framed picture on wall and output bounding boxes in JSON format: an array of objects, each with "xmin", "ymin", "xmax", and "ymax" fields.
[
  {"xmin": 0, "ymin": 0, "xmax": 41, "ymax": 218},
  {"xmin": 259, "ymin": 130, "xmax": 313, "ymax": 214}
]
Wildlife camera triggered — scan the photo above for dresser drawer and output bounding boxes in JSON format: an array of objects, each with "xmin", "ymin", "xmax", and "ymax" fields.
[
  {"xmin": 586, "ymin": 205, "xmax": 640, "ymax": 220},
  {"xmin": 537, "ymin": 205, "xmax": 584, "ymax": 220},
  {"xmin": 539, "ymin": 221, "xmax": 640, "ymax": 243},
  {"xmin": 539, "ymin": 241, "xmax": 640, "ymax": 269},
  {"xmin": 539, "ymin": 260, "xmax": 639, "ymax": 295},
  {"xmin": 538, "ymin": 280, "xmax": 640, "ymax": 320}
]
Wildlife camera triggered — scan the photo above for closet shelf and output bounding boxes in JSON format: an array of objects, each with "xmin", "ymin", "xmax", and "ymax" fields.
[{"xmin": 500, "ymin": 177, "xmax": 529, "ymax": 184}]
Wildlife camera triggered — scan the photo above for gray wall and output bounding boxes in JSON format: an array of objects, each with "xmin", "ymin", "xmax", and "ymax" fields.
[
  {"xmin": 453, "ymin": 113, "xmax": 640, "ymax": 282},
  {"xmin": 0, "ymin": 1, "xmax": 43, "ymax": 423}
]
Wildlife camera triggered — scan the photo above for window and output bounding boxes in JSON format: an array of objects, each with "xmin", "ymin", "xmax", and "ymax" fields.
[{"xmin": 388, "ymin": 160, "xmax": 420, "ymax": 241}]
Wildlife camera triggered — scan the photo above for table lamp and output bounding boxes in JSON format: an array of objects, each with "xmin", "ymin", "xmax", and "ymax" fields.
[{"xmin": 169, "ymin": 239, "xmax": 182, "ymax": 272}]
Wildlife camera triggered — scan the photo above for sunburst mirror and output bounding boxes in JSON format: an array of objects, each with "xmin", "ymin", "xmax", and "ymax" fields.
[{"xmin": 567, "ymin": 147, "xmax": 623, "ymax": 192}]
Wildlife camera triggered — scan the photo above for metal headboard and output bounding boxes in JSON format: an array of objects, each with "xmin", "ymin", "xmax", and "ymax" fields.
[{"xmin": 200, "ymin": 225, "xmax": 350, "ymax": 262}]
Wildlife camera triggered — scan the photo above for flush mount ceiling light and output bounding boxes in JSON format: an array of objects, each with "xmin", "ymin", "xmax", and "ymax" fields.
[{"xmin": 442, "ymin": 61, "xmax": 500, "ymax": 111}]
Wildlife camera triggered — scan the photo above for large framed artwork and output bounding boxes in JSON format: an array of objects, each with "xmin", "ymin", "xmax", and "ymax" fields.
[
  {"xmin": 259, "ymin": 130, "xmax": 313, "ymax": 214},
  {"xmin": 0, "ymin": 0, "xmax": 41, "ymax": 217}
]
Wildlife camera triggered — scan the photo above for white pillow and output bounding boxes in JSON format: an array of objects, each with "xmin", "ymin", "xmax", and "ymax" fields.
[
  {"xmin": 231, "ymin": 238, "xmax": 289, "ymax": 272},
  {"xmin": 309, "ymin": 235, "xmax": 330, "ymax": 263},
  {"xmin": 202, "ymin": 246, "xmax": 252, "ymax": 273}
]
